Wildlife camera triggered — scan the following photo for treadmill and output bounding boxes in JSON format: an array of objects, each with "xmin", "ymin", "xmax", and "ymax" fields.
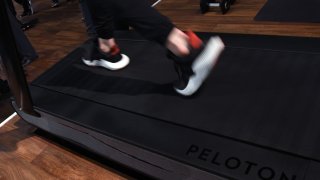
[{"xmin": 2, "ymin": 2, "xmax": 320, "ymax": 179}]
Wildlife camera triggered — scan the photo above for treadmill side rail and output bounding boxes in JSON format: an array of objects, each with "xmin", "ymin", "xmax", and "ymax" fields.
[
  {"xmin": 12, "ymin": 101, "xmax": 227, "ymax": 180},
  {"xmin": 0, "ymin": 0, "xmax": 39, "ymax": 117}
]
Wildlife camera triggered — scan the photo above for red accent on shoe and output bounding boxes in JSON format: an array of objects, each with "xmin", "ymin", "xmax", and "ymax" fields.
[
  {"xmin": 110, "ymin": 45, "xmax": 120, "ymax": 56},
  {"xmin": 186, "ymin": 31, "xmax": 203, "ymax": 49}
]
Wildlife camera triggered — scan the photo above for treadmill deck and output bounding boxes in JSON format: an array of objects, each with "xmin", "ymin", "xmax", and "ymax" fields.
[{"xmin": 28, "ymin": 32, "xmax": 320, "ymax": 179}]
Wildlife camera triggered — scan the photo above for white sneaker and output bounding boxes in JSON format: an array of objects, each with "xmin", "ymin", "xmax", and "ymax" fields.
[
  {"xmin": 174, "ymin": 33, "xmax": 225, "ymax": 96},
  {"xmin": 82, "ymin": 41, "xmax": 130, "ymax": 70}
]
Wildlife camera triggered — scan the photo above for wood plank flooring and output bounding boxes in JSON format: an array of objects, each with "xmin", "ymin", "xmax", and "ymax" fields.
[{"xmin": 1, "ymin": 0, "xmax": 320, "ymax": 179}]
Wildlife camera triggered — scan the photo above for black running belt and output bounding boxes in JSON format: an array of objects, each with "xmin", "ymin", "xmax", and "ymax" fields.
[
  {"xmin": 255, "ymin": 0, "xmax": 320, "ymax": 23},
  {"xmin": 32, "ymin": 32, "xmax": 320, "ymax": 163}
]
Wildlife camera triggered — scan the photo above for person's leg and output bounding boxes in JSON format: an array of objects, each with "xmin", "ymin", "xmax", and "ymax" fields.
[
  {"xmin": 21, "ymin": 0, "xmax": 34, "ymax": 17},
  {"xmin": 79, "ymin": 0, "xmax": 97, "ymax": 38},
  {"xmin": 87, "ymin": 0, "xmax": 197, "ymax": 58},
  {"xmin": 82, "ymin": 0, "xmax": 130, "ymax": 70},
  {"xmin": 86, "ymin": 0, "xmax": 185, "ymax": 58},
  {"xmin": 86, "ymin": 0, "xmax": 224, "ymax": 96},
  {"xmin": 19, "ymin": 0, "xmax": 34, "ymax": 17},
  {"xmin": 14, "ymin": 0, "xmax": 28, "ymax": 13},
  {"xmin": 7, "ymin": 5, "xmax": 38, "ymax": 66},
  {"xmin": 166, "ymin": 28, "xmax": 190, "ymax": 56},
  {"xmin": 118, "ymin": 0, "xmax": 224, "ymax": 96}
]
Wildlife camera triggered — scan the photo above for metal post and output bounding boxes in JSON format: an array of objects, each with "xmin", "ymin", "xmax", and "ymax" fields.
[{"xmin": 0, "ymin": 0, "xmax": 40, "ymax": 117}]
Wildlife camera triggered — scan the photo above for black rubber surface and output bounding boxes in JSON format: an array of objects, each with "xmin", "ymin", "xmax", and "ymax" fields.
[
  {"xmin": 32, "ymin": 31, "xmax": 320, "ymax": 167},
  {"xmin": 32, "ymin": 32, "xmax": 320, "ymax": 162},
  {"xmin": 255, "ymin": 0, "xmax": 320, "ymax": 23}
]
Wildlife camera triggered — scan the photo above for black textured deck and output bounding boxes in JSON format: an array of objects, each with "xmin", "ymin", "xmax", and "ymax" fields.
[{"xmin": 31, "ymin": 32, "xmax": 320, "ymax": 179}]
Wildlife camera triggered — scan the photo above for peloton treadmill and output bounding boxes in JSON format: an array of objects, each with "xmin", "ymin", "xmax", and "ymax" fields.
[{"xmin": 2, "ymin": 2, "xmax": 320, "ymax": 180}]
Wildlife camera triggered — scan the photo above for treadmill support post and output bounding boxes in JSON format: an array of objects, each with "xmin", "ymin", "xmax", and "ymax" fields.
[{"xmin": 0, "ymin": 0, "xmax": 40, "ymax": 117}]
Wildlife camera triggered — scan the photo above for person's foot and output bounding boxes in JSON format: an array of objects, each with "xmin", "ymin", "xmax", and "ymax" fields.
[
  {"xmin": 51, "ymin": 2, "xmax": 60, "ymax": 8},
  {"xmin": 21, "ymin": 0, "xmax": 34, "ymax": 17},
  {"xmin": 173, "ymin": 32, "xmax": 225, "ymax": 96},
  {"xmin": 82, "ymin": 40, "xmax": 130, "ymax": 70}
]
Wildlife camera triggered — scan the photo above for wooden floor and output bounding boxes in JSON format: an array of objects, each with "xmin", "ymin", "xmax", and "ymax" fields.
[{"xmin": 1, "ymin": 0, "xmax": 320, "ymax": 179}]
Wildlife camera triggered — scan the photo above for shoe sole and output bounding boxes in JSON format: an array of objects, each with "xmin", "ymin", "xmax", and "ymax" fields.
[
  {"xmin": 175, "ymin": 36, "xmax": 225, "ymax": 96},
  {"xmin": 82, "ymin": 54, "xmax": 130, "ymax": 70},
  {"xmin": 28, "ymin": 0, "xmax": 34, "ymax": 15}
]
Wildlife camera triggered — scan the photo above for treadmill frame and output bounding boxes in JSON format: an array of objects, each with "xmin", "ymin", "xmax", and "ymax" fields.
[{"xmin": 0, "ymin": 1, "xmax": 226, "ymax": 179}]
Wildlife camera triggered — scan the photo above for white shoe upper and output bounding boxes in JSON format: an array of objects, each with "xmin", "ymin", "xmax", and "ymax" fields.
[
  {"xmin": 175, "ymin": 36, "xmax": 225, "ymax": 96},
  {"xmin": 82, "ymin": 54, "xmax": 130, "ymax": 71}
]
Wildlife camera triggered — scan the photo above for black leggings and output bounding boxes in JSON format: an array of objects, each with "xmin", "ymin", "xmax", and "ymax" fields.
[{"xmin": 86, "ymin": 0, "xmax": 174, "ymax": 45}]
